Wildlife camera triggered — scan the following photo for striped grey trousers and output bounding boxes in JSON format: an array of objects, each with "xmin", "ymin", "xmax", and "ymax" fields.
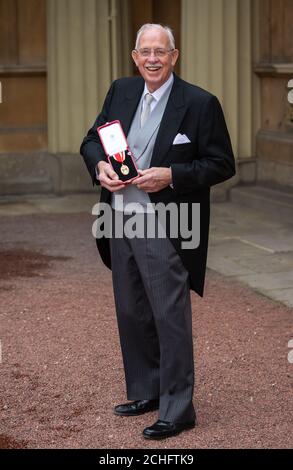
[{"xmin": 109, "ymin": 210, "xmax": 196, "ymax": 423}]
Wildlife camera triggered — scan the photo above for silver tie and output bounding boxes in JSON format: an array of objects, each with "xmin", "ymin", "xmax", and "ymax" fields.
[{"xmin": 140, "ymin": 93, "xmax": 154, "ymax": 127}]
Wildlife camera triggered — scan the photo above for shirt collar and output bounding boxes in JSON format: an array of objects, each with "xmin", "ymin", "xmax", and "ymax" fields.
[{"xmin": 143, "ymin": 73, "xmax": 174, "ymax": 102}]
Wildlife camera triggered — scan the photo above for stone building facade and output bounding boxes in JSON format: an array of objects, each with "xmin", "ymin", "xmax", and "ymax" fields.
[{"xmin": 0, "ymin": 0, "xmax": 292, "ymax": 196}]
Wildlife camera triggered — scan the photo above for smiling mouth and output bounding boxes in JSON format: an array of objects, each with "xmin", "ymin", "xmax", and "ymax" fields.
[{"xmin": 145, "ymin": 66, "xmax": 162, "ymax": 72}]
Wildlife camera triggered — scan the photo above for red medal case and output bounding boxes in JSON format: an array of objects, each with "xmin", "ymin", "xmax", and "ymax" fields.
[{"xmin": 97, "ymin": 120, "xmax": 138, "ymax": 183}]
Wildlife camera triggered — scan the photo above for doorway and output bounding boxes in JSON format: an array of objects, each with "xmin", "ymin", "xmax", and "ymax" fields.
[{"xmin": 129, "ymin": 0, "xmax": 181, "ymax": 76}]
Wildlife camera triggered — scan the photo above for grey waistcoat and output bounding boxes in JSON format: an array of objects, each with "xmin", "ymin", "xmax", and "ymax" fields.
[{"xmin": 111, "ymin": 83, "xmax": 172, "ymax": 213}]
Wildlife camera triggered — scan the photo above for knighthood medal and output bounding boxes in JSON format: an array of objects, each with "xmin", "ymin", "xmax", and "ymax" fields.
[{"xmin": 113, "ymin": 151, "xmax": 129, "ymax": 175}]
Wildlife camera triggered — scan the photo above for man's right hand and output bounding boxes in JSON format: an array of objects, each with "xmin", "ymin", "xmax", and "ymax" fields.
[{"xmin": 97, "ymin": 161, "xmax": 125, "ymax": 192}]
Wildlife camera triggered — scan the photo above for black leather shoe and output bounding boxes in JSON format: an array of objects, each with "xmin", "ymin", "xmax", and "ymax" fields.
[
  {"xmin": 114, "ymin": 399, "xmax": 159, "ymax": 416},
  {"xmin": 142, "ymin": 419, "xmax": 196, "ymax": 440}
]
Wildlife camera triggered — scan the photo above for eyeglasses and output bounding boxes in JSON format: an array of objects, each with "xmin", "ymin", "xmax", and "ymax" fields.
[{"xmin": 134, "ymin": 48, "xmax": 174, "ymax": 58}]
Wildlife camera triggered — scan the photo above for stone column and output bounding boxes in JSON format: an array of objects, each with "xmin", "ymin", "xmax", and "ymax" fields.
[
  {"xmin": 47, "ymin": 0, "xmax": 131, "ymax": 151},
  {"xmin": 181, "ymin": 0, "xmax": 255, "ymax": 187}
]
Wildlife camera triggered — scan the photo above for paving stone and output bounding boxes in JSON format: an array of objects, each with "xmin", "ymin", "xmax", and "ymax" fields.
[
  {"xmin": 207, "ymin": 256, "xmax": 255, "ymax": 277},
  {"xmin": 235, "ymin": 254, "xmax": 293, "ymax": 274},
  {"xmin": 265, "ymin": 289, "xmax": 293, "ymax": 308},
  {"xmin": 236, "ymin": 271, "xmax": 293, "ymax": 291}
]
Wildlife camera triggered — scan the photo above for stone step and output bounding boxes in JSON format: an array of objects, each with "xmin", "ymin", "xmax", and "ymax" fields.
[{"xmin": 230, "ymin": 185, "xmax": 293, "ymax": 223}]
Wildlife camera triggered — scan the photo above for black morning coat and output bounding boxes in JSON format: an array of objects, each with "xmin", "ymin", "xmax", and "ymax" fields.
[{"xmin": 80, "ymin": 74, "xmax": 235, "ymax": 297}]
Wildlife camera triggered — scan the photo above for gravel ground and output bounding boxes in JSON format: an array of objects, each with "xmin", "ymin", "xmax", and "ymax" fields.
[{"xmin": 0, "ymin": 212, "xmax": 292, "ymax": 449}]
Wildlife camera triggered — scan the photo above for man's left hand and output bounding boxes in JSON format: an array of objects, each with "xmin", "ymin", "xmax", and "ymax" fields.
[{"xmin": 131, "ymin": 167, "xmax": 172, "ymax": 192}]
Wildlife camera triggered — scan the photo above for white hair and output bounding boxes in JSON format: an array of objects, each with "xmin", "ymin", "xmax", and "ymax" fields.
[{"xmin": 135, "ymin": 23, "xmax": 175, "ymax": 50}]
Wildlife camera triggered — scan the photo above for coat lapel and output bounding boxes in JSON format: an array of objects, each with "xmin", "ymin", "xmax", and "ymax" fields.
[
  {"xmin": 117, "ymin": 77, "xmax": 144, "ymax": 136},
  {"xmin": 150, "ymin": 75, "xmax": 186, "ymax": 168}
]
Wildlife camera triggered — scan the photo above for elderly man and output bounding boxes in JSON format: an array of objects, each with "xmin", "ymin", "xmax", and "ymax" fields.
[{"xmin": 80, "ymin": 23, "xmax": 235, "ymax": 440}]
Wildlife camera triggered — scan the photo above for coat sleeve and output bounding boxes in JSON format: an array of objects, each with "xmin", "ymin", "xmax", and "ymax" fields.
[
  {"xmin": 80, "ymin": 80, "xmax": 116, "ymax": 186},
  {"xmin": 170, "ymin": 95, "xmax": 235, "ymax": 194}
]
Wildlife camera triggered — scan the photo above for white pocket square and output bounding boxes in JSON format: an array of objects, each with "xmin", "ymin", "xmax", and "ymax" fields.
[{"xmin": 172, "ymin": 133, "xmax": 191, "ymax": 145}]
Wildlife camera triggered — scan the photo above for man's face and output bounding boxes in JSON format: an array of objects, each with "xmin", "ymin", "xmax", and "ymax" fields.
[{"xmin": 132, "ymin": 28, "xmax": 179, "ymax": 92}]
